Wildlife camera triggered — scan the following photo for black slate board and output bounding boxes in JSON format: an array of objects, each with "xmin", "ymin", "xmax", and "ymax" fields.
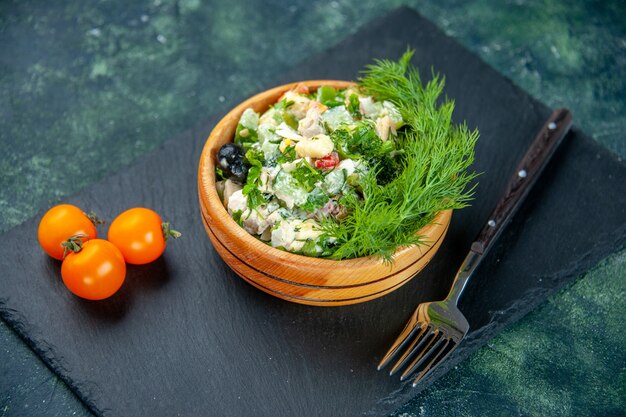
[{"xmin": 1, "ymin": 7, "xmax": 625, "ymax": 417}]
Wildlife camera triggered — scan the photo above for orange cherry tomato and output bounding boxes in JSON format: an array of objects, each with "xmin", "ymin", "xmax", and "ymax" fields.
[
  {"xmin": 38, "ymin": 204, "xmax": 98, "ymax": 260},
  {"xmin": 107, "ymin": 207, "xmax": 180, "ymax": 265},
  {"xmin": 61, "ymin": 239, "xmax": 126, "ymax": 300}
]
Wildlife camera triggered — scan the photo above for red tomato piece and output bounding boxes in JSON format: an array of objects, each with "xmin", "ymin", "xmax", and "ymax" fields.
[{"xmin": 315, "ymin": 152, "xmax": 340, "ymax": 170}]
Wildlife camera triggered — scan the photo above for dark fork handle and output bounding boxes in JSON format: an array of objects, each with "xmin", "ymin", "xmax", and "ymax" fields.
[
  {"xmin": 446, "ymin": 108, "xmax": 572, "ymax": 305},
  {"xmin": 471, "ymin": 108, "xmax": 572, "ymax": 255}
]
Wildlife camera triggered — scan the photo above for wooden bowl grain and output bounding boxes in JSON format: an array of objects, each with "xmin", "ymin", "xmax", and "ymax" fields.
[{"xmin": 198, "ymin": 80, "xmax": 452, "ymax": 306}]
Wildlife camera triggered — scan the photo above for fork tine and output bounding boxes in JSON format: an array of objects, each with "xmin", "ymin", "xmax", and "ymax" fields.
[
  {"xmin": 389, "ymin": 325, "xmax": 432, "ymax": 376},
  {"xmin": 399, "ymin": 331, "xmax": 445, "ymax": 381},
  {"xmin": 377, "ymin": 317, "xmax": 424, "ymax": 371},
  {"xmin": 411, "ymin": 339, "xmax": 458, "ymax": 387}
]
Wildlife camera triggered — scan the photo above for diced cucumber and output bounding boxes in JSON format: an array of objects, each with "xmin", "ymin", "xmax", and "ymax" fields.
[
  {"xmin": 239, "ymin": 108, "xmax": 259, "ymax": 130},
  {"xmin": 321, "ymin": 106, "xmax": 354, "ymax": 131},
  {"xmin": 273, "ymin": 171, "xmax": 309, "ymax": 209},
  {"xmin": 323, "ymin": 168, "xmax": 347, "ymax": 195}
]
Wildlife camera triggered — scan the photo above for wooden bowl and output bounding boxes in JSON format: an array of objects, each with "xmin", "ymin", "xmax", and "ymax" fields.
[{"xmin": 198, "ymin": 81, "xmax": 452, "ymax": 306}]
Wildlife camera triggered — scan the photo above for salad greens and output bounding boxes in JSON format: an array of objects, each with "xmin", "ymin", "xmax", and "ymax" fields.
[{"xmin": 216, "ymin": 50, "xmax": 478, "ymax": 262}]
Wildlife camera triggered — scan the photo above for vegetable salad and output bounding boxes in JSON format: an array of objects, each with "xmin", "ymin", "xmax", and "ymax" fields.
[{"xmin": 216, "ymin": 83, "xmax": 404, "ymax": 257}]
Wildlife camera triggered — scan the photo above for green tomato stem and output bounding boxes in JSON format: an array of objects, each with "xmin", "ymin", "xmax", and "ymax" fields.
[
  {"xmin": 161, "ymin": 222, "xmax": 182, "ymax": 242},
  {"xmin": 61, "ymin": 234, "xmax": 88, "ymax": 259},
  {"xmin": 84, "ymin": 211, "xmax": 106, "ymax": 225}
]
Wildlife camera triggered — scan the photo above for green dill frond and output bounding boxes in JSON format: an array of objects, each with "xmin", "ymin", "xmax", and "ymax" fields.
[{"xmin": 326, "ymin": 50, "xmax": 479, "ymax": 261}]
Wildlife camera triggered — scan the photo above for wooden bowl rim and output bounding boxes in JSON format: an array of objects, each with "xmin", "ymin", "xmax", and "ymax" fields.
[{"xmin": 198, "ymin": 80, "xmax": 451, "ymax": 271}]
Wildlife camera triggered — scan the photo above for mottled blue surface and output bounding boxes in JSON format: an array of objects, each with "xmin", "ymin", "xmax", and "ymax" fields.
[{"xmin": 1, "ymin": 1, "xmax": 624, "ymax": 416}]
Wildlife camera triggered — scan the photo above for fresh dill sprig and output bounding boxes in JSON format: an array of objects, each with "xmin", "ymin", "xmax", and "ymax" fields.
[{"xmin": 324, "ymin": 50, "xmax": 479, "ymax": 262}]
